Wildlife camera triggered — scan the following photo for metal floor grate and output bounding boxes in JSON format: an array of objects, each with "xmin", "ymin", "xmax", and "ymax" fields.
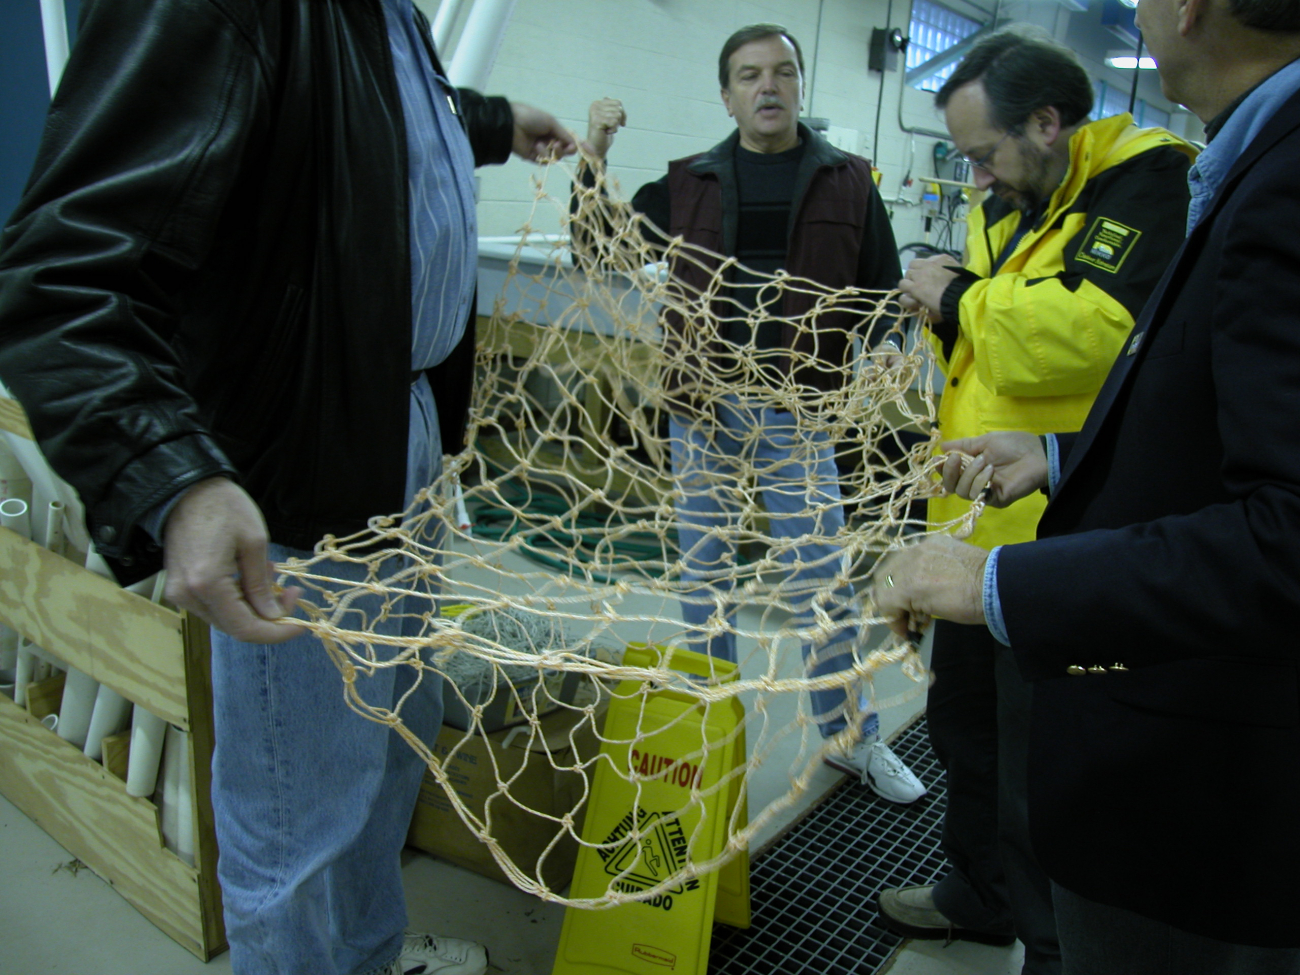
[{"xmin": 709, "ymin": 717, "xmax": 947, "ymax": 975}]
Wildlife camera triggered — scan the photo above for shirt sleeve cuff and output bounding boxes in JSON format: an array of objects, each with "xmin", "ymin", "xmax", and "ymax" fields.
[
  {"xmin": 1043, "ymin": 433, "xmax": 1061, "ymax": 496},
  {"xmin": 138, "ymin": 490, "xmax": 185, "ymax": 546},
  {"xmin": 983, "ymin": 545, "xmax": 1011, "ymax": 647}
]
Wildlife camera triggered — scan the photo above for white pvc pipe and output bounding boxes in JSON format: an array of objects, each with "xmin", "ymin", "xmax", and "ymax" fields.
[
  {"xmin": 0, "ymin": 437, "xmax": 31, "ymax": 505},
  {"xmin": 83, "ymin": 685, "xmax": 131, "ymax": 760},
  {"xmin": 0, "ymin": 431, "xmax": 88, "ymax": 552},
  {"xmin": 0, "ymin": 377, "xmax": 90, "ymax": 552},
  {"xmin": 80, "ymin": 564, "xmax": 159, "ymax": 760},
  {"xmin": 446, "ymin": 0, "xmax": 517, "ymax": 90},
  {"xmin": 59, "ymin": 547, "xmax": 116, "ymax": 749},
  {"xmin": 159, "ymin": 723, "xmax": 195, "ymax": 866},
  {"xmin": 0, "ymin": 497, "xmax": 31, "ymax": 539},
  {"xmin": 79, "ymin": 552, "xmax": 169, "ymax": 784},
  {"xmin": 431, "ymin": 0, "xmax": 468, "ymax": 57},
  {"xmin": 126, "ymin": 707, "xmax": 167, "ymax": 797},
  {"xmin": 28, "ymin": 500, "xmax": 68, "ymax": 684},
  {"xmin": 42, "ymin": 498, "xmax": 64, "ymax": 556},
  {"xmin": 3, "ymin": 499, "xmax": 34, "ymax": 706},
  {"xmin": 159, "ymin": 724, "xmax": 179, "ymax": 850},
  {"xmin": 39, "ymin": 0, "xmax": 70, "ymax": 98},
  {"xmin": 125, "ymin": 569, "xmax": 169, "ymax": 796},
  {"xmin": 12, "ymin": 646, "xmax": 34, "ymax": 709},
  {"xmin": 176, "ymin": 736, "xmax": 195, "ymax": 865}
]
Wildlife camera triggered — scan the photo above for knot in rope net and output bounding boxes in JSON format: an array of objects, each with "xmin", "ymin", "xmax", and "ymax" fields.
[{"xmin": 276, "ymin": 155, "xmax": 982, "ymax": 907}]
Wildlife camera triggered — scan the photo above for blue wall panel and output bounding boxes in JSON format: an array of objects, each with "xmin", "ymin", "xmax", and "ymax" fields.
[{"xmin": 0, "ymin": 0, "xmax": 80, "ymax": 223}]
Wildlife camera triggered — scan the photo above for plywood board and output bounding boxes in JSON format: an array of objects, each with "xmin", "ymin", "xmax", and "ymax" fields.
[
  {"xmin": 0, "ymin": 529, "xmax": 189, "ymax": 727},
  {"xmin": 0, "ymin": 695, "xmax": 221, "ymax": 959},
  {"xmin": 178, "ymin": 611, "xmax": 226, "ymax": 953},
  {"xmin": 25, "ymin": 671, "xmax": 65, "ymax": 721},
  {"xmin": 101, "ymin": 731, "xmax": 131, "ymax": 782},
  {"xmin": 0, "ymin": 395, "xmax": 33, "ymax": 439}
]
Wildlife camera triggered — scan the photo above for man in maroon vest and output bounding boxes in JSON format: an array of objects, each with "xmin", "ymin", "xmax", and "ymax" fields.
[{"xmin": 578, "ymin": 23, "xmax": 921, "ymax": 802}]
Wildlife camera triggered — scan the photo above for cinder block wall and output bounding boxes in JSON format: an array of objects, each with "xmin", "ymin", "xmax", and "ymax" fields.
[
  {"xmin": 441, "ymin": 0, "xmax": 963, "ymax": 252},
  {"xmin": 422, "ymin": 0, "xmax": 1197, "ymax": 257}
]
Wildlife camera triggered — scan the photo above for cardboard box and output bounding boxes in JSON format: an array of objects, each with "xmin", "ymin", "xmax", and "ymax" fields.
[{"xmin": 408, "ymin": 702, "xmax": 605, "ymax": 892}]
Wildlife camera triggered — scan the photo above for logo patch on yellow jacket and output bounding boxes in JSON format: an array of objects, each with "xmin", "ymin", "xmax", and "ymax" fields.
[{"xmin": 1076, "ymin": 217, "xmax": 1141, "ymax": 272}]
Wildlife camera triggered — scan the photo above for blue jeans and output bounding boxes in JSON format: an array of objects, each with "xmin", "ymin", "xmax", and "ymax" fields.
[
  {"xmin": 210, "ymin": 378, "xmax": 444, "ymax": 975},
  {"xmin": 669, "ymin": 396, "xmax": 878, "ymax": 740}
]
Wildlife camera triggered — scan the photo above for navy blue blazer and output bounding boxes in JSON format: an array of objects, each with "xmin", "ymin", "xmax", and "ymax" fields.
[{"xmin": 997, "ymin": 87, "xmax": 1300, "ymax": 948}]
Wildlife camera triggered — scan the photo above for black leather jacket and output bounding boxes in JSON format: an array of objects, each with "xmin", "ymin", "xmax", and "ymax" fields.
[{"xmin": 0, "ymin": 0, "xmax": 513, "ymax": 581}]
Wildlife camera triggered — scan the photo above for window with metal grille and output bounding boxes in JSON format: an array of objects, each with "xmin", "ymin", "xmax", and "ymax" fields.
[
  {"xmin": 906, "ymin": 0, "xmax": 985, "ymax": 92},
  {"xmin": 1091, "ymin": 80, "xmax": 1132, "ymax": 121},
  {"xmin": 1136, "ymin": 101, "xmax": 1170, "ymax": 128},
  {"xmin": 1091, "ymin": 81, "xmax": 1170, "ymax": 128}
]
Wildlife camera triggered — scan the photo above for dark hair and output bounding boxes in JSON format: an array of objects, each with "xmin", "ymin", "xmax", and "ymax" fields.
[
  {"xmin": 1228, "ymin": 0, "xmax": 1300, "ymax": 30},
  {"xmin": 718, "ymin": 23, "xmax": 805, "ymax": 89},
  {"xmin": 935, "ymin": 26, "xmax": 1093, "ymax": 130}
]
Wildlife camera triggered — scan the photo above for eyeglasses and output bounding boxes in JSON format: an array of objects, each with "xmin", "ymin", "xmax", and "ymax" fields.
[{"xmin": 959, "ymin": 130, "xmax": 1014, "ymax": 173}]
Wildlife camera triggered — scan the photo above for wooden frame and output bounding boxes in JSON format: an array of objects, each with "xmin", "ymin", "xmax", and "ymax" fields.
[{"xmin": 0, "ymin": 398, "xmax": 225, "ymax": 960}]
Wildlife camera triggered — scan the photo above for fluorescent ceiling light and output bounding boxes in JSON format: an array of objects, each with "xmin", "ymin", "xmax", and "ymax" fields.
[
  {"xmin": 1106, "ymin": 55, "xmax": 1158, "ymax": 69},
  {"xmin": 1117, "ymin": 0, "xmax": 1138, "ymax": 7}
]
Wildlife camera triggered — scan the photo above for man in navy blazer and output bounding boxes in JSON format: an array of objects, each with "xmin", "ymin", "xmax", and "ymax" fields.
[{"xmin": 877, "ymin": 0, "xmax": 1300, "ymax": 970}]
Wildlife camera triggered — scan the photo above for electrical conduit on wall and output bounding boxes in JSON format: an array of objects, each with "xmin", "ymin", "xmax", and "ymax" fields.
[
  {"xmin": 446, "ymin": 0, "xmax": 518, "ymax": 90},
  {"xmin": 38, "ymin": 0, "xmax": 69, "ymax": 97}
]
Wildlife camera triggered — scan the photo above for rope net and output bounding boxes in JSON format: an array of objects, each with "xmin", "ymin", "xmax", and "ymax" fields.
[{"xmin": 276, "ymin": 155, "xmax": 980, "ymax": 908}]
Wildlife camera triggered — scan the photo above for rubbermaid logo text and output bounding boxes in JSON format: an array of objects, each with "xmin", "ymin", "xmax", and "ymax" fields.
[{"xmin": 632, "ymin": 943, "xmax": 677, "ymax": 969}]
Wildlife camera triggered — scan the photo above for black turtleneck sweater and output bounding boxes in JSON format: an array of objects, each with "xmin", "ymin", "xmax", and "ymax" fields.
[{"xmin": 725, "ymin": 140, "xmax": 807, "ymax": 352}]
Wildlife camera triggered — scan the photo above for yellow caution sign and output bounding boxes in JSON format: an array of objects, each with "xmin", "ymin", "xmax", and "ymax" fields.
[{"xmin": 552, "ymin": 644, "xmax": 750, "ymax": 975}]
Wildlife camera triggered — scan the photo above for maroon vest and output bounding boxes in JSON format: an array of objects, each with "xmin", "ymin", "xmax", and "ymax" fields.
[{"xmin": 661, "ymin": 146, "xmax": 873, "ymax": 398}]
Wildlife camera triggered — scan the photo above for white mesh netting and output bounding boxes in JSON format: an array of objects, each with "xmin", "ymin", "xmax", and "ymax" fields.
[{"xmin": 276, "ymin": 155, "xmax": 981, "ymax": 907}]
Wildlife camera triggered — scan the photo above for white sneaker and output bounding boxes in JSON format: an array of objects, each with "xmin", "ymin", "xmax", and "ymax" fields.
[
  {"xmin": 826, "ymin": 736, "xmax": 927, "ymax": 804},
  {"xmin": 389, "ymin": 933, "xmax": 488, "ymax": 975}
]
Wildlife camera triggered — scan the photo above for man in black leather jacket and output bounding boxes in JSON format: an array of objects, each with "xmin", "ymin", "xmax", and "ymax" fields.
[{"xmin": 0, "ymin": 1, "xmax": 575, "ymax": 973}]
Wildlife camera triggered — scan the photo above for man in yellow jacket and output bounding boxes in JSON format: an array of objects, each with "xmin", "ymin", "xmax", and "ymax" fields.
[{"xmin": 877, "ymin": 27, "xmax": 1197, "ymax": 974}]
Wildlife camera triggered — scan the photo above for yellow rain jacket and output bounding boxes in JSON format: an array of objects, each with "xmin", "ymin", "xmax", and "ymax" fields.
[{"xmin": 928, "ymin": 114, "xmax": 1198, "ymax": 549}]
